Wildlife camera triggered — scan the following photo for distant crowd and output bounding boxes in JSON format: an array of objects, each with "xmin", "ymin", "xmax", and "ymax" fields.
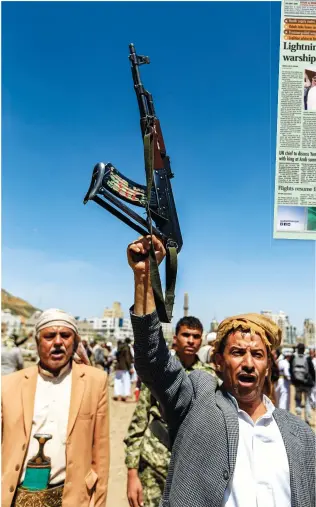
[
  {"xmin": 81, "ymin": 337, "xmax": 138, "ymax": 401},
  {"xmin": 273, "ymin": 343, "xmax": 315, "ymax": 423},
  {"xmin": 1, "ymin": 315, "xmax": 315, "ymax": 507},
  {"xmin": 2, "ymin": 329, "xmax": 316, "ymax": 422}
]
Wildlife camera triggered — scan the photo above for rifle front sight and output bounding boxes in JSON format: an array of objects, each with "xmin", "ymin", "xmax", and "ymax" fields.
[{"xmin": 129, "ymin": 43, "xmax": 150, "ymax": 66}]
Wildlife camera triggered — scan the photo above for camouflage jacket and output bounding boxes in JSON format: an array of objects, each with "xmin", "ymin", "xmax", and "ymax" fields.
[{"xmin": 124, "ymin": 358, "xmax": 216, "ymax": 478}]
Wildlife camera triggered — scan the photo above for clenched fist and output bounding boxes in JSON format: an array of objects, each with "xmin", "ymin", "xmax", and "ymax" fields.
[{"xmin": 127, "ymin": 235, "xmax": 166, "ymax": 279}]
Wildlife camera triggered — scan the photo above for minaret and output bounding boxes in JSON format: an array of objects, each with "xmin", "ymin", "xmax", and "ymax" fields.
[
  {"xmin": 183, "ymin": 293, "xmax": 189, "ymax": 316},
  {"xmin": 210, "ymin": 318, "xmax": 219, "ymax": 332}
]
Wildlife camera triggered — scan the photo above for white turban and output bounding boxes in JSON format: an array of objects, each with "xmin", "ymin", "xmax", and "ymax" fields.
[
  {"xmin": 35, "ymin": 308, "xmax": 78, "ymax": 335},
  {"xmin": 206, "ymin": 332, "xmax": 217, "ymax": 344}
]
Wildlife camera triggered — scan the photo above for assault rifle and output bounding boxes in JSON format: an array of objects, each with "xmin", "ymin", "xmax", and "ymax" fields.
[{"xmin": 84, "ymin": 44, "xmax": 182, "ymax": 322}]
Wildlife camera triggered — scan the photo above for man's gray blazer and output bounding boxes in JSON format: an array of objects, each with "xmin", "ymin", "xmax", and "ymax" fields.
[{"xmin": 131, "ymin": 310, "xmax": 315, "ymax": 507}]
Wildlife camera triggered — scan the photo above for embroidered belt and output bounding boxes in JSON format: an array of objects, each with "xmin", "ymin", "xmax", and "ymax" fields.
[{"xmin": 12, "ymin": 483, "xmax": 64, "ymax": 507}]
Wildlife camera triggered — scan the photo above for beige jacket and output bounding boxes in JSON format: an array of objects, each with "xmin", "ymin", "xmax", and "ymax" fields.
[{"xmin": 1, "ymin": 362, "xmax": 109, "ymax": 507}]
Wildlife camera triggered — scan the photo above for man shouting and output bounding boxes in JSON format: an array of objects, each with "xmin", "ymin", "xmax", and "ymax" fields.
[
  {"xmin": 2, "ymin": 308, "xmax": 109, "ymax": 507},
  {"xmin": 127, "ymin": 235, "xmax": 315, "ymax": 507}
]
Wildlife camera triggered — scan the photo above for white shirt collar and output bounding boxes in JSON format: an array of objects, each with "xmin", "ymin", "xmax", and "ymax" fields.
[{"xmin": 227, "ymin": 391, "xmax": 275, "ymax": 420}]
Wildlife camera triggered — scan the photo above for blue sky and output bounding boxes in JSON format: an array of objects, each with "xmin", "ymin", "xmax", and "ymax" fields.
[{"xmin": 2, "ymin": 2, "xmax": 315, "ymax": 333}]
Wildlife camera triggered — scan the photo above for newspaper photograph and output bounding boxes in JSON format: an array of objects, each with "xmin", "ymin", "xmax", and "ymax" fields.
[{"xmin": 274, "ymin": 0, "xmax": 316, "ymax": 239}]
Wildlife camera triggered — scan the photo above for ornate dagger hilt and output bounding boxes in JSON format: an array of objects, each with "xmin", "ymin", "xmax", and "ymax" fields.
[
  {"xmin": 28, "ymin": 434, "xmax": 52, "ymax": 467},
  {"xmin": 22, "ymin": 434, "xmax": 53, "ymax": 491}
]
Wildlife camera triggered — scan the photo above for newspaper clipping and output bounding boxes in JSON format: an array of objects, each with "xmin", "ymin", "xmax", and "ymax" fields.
[{"xmin": 274, "ymin": 0, "xmax": 316, "ymax": 240}]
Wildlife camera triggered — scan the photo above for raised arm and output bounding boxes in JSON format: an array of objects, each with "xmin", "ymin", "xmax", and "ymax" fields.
[{"xmin": 127, "ymin": 236, "xmax": 194, "ymax": 431}]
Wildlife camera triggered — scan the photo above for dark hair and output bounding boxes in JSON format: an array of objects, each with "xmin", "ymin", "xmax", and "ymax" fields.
[
  {"xmin": 297, "ymin": 342, "xmax": 305, "ymax": 354},
  {"xmin": 217, "ymin": 334, "xmax": 229, "ymax": 355},
  {"xmin": 270, "ymin": 353, "xmax": 279, "ymax": 383},
  {"xmin": 125, "ymin": 338, "xmax": 132, "ymax": 345},
  {"xmin": 175, "ymin": 316, "xmax": 203, "ymax": 336}
]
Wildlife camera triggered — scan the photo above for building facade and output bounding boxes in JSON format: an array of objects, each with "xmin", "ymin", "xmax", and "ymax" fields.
[
  {"xmin": 76, "ymin": 319, "xmax": 94, "ymax": 341},
  {"xmin": 260, "ymin": 310, "xmax": 297, "ymax": 345},
  {"xmin": 86, "ymin": 316, "xmax": 133, "ymax": 342},
  {"xmin": 303, "ymin": 319, "xmax": 315, "ymax": 347},
  {"xmin": 103, "ymin": 302, "xmax": 124, "ymax": 319}
]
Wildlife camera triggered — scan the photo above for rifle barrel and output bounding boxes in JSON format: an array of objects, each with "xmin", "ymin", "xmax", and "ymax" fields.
[{"xmin": 128, "ymin": 43, "xmax": 153, "ymax": 124}]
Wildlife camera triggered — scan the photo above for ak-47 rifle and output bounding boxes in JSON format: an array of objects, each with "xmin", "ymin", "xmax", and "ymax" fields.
[{"xmin": 84, "ymin": 43, "xmax": 183, "ymax": 322}]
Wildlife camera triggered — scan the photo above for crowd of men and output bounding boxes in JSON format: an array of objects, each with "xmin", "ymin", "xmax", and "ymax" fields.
[
  {"xmin": 81, "ymin": 337, "xmax": 137, "ymax": 401},
  {"xmin": 273, "ymin": 344, "xmax": 316, "ymax": 424},
  {"xmin": 1, "ymin": 234, "xmax": 315, "ymax": 507}
]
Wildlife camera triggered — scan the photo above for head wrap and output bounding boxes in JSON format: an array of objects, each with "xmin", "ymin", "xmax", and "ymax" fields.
[
  {"xmin": 35, "ymin": 308, "xmax": 78, "ymax": 335},
  {"xmin": 213, "ymin": 313, "xmax": 282, "ymax": 356},
  {"xmin": 206, "ymin": 332, "xmax": 217, "ymax": 344}
]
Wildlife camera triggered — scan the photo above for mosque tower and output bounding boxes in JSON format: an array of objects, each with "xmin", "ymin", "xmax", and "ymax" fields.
[{"xmin": 183, "ymin": 293, "xmax": 189, "ymax": 317}]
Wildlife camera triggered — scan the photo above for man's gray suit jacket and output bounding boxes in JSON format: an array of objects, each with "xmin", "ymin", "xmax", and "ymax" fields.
[{"xmin": 131, "ymin": 310, "xmax": 315, "ymax": 507}]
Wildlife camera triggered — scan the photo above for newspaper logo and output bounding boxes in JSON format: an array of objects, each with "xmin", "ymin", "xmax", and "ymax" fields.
[{"xmin": 276, "ymin": 206, "xmax": 307, "ymax": 232}]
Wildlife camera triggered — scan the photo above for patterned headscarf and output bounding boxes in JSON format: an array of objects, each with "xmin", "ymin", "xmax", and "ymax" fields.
[{"xmin": 213, "ymin": 313, "xmax": 282, "ymax": 356}]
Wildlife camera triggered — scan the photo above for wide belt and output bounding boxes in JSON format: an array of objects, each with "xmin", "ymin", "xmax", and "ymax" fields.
[{"xmin": 12, "ymin": 483, "xmax": 64, "ymax": 507}]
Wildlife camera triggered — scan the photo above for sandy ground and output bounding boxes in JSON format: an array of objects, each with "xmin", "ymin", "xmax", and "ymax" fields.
[{"xmin": 106, "ymin": 387, "xmax": 136, "ymax": 507}]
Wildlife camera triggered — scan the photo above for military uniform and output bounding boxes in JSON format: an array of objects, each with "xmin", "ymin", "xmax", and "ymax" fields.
[{"xmin": 124, "ymin": 359, "xmax": 216, "ymax": 507}]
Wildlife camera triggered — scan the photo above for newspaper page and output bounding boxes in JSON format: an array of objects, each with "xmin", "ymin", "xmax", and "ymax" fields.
[{"xmin": 274, "ymin": 0, "xmax": 316, "ymax": 240}]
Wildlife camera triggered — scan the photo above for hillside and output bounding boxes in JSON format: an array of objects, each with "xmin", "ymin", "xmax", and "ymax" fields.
[{"xmin": 1, "ymin": 289, "xmax": 40, "ymax": 318}]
